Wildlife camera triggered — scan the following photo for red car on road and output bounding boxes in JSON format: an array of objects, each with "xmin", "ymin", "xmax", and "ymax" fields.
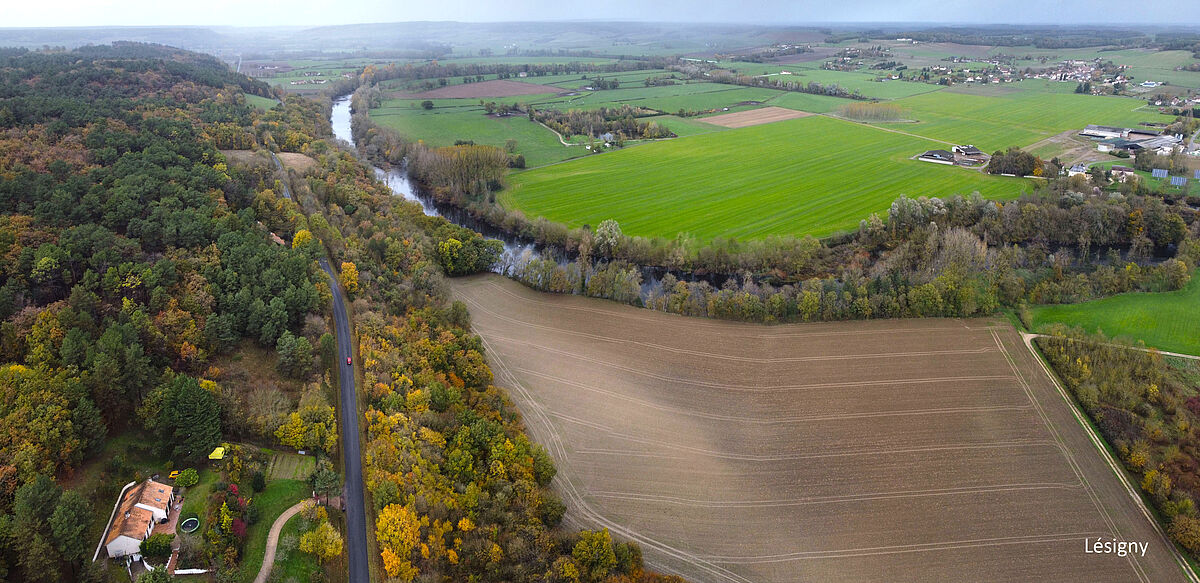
[{"xmin": 346, "ymin": 357, "xmax": 352, "ymax": 365}]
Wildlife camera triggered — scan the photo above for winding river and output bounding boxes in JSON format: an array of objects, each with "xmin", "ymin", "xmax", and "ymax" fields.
[
  {"xmin": 329, "ymin": 96, "xmax": 720, "ymax": 293},
  {"xmin": 331, "ymin": 96, "xmax": 537, "ymax": 256}
]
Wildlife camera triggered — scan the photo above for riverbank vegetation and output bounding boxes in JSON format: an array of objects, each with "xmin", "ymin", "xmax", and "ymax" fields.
[{"xmin": 352, "ymin": 100, "xmax": 1198, "ymax": 326}]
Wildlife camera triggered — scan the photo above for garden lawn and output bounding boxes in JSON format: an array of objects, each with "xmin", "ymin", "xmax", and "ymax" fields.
[
  {"xmin": 272, "ymin": 512, "xmax": 322, "ymax": 583},
  {"xmin": 502, "ymin": 114, "xmax": 1032, "ymax": 240},
  {"xmin": 179, "ymin": 468, "xmax": 218, "ymax": 530},
  {"xmin": 238, "ymin": 479, "xmax": 310, "ymax": 583},
  {"xmin": 1031, "ymin": 273, "xmax": 1200, "ymax": 356}
]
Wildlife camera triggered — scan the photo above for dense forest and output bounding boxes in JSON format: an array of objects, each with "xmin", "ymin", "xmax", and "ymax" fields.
[{"xmin": 0, "ymin": 44, "xmax": 338, "ymax": 582}]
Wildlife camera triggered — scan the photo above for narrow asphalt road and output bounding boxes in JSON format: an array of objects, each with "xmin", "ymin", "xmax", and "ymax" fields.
[
  {"xmin": 320, "ymin": 258, "xmax": 370, "ymax": 583},
  {"xmin": 253, "ymin": 500, "xmax": 311, "ymax": 583},
  {"xmin": 271, "ymin": 153, "xmax": 292, "ymax": 200}
]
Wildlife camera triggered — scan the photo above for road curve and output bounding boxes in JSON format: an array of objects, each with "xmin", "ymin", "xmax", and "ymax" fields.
[
  {"xmin": 320, "ymin": 258, "xmax": 370, "ymax": 583},
  {"xmin": 253, "ymin": 500, "xmax": 312, "ymax": 583}
]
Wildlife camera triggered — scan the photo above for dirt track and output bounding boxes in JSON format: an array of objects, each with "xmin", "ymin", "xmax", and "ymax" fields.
[
  {"xmin": 702, "ymin": 106, "xmax": 812, "ymax": 128},
  {"xmin": 453, "ymin": 274, "xmax": 1190, "ymax": 583}
]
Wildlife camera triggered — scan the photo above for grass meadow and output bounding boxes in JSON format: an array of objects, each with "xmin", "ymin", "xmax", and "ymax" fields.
[
  {"xmin": 501, "ymin": 114, "xmax": 1032, "ymax": 240},
  {"xmin": 877, "ymin": 89, "xmax": 1176, "ymax": 151},
  {"xmin": 1031, "ymin": 273, "xmax": 1200, "ymax": 356}
]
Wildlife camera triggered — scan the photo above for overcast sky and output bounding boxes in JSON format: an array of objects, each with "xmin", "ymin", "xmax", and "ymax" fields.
[{"xmin": 6, "ymin": 0, "xmax": 1200, "ymax": 28}]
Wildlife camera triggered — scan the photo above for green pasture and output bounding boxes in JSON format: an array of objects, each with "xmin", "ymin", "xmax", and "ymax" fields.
[
  {"xmin": 244, "ymin": 93, "xmax": 280, "ymax": 110},
  {"xmin": 371, "ymin": 101, "xmax": 582, "ymax": 167},
  {"xmin": 877, "ymin": 90, "xmax": 1176, "ymax": 151},
  {"xmin": 501, "ymin": 114, "xmax": 1032, "ymax": 241},
  {"xmin": 1031, "ymin": 274, "xmax": 1200, "ymax": 356}
]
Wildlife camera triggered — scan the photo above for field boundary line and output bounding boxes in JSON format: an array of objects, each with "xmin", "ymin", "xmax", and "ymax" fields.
[
  {"xmin": 590, "ymin": 481, "xmax": 1083, "ymax": 508},
  {"xmin": 816, "ymin": 112, "xmax": 956, "ymax": 146},
  {"xmin": 462, "ymin": 293, "xmax": 994, "ymax": 363},
  {"xmin": 991, "ymin": 328, "xmax": 1146, "ymax": 581},
  {"xmin": 1020, "ymin": 332, "xmax": 1200, "ymax": 583},
  {"xmin": 513, "ymin": 364, "xmax": 1033, "ymax": 424},
  {"xmin": 696, "ymin": 531, "xmax": 1109, "ymax": 563},
  {"xmin": 1023, "ymin": 333, "xmax": 1200, "ymax": 361},
  {"xmin": 487, "ymin": 332, "xmax": 1016, "ymax": 393}
]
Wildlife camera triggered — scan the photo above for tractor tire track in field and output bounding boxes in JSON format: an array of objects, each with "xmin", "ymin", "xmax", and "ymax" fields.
[{"xmin": 455, "ymin": 274, "xmax": 1193, "ymax": 583}]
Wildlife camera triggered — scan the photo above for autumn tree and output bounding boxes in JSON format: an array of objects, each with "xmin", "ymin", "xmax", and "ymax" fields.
[
  {"xmin": 1171, "ymin": 515, "xmax": 1200, "ymax": 553},
  {"xmin": 300, "ymin": 520, "xmax": 344, "ymax": 563},
  {"xmin": 275, "ymin": 386, "xmax": 337, "ymax": 453},
  {"xmin": 339, "ymin": 262, "xmax": 360, "ymax": 294},
  {"xmin": 376, "ymin": 503, "xmax": 421, "ymax": 580},
  {"xmin": 573, "ymin": 529, "xmax": 617, "ymax": 582}
]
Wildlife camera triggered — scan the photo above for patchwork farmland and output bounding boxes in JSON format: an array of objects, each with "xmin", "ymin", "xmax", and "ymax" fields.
[
  {"xmin": 453, "ymin": 274, "xmax": 1189, "ymax": 583},
  {"xmin": 501, "ymin": 114, "xmax": 1031, "ymax": 240}
]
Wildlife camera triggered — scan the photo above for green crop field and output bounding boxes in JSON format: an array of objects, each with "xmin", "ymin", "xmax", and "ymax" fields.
[
  {"xmin": 525, "ymin": 82, "xmax": 789, "ymax": 113},
  {"xmin": 371, "ymin": 101, "xmax": 582, "ymax": 167},
  {"xmin": 723, "ymin": 61, "xmax": 946, "ymax": 100},
  {"xmin": 1031, "ymin": 274, "xmax": 1200, "ymax": 356},
  {"xmin": 877, "ymin": 90, "xmax": 1176, "ymax": 151},
  {"xmin": 368, "ymin": 79, "xmax": 848, "ymax": 168},
  {"xmin": 501, "ymin": 115, "xmax": 1032, "ymax": 240}
]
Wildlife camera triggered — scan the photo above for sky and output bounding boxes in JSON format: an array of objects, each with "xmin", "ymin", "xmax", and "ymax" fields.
[{"xmin": 6, "ymin": 0, "xmax": 1200, "ymax": 28}]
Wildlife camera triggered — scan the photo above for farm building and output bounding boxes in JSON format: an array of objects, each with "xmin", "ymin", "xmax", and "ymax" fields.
[
  {"xmin": 1081, "ymin": 124, "xmax": 1126, "ymax": 139},
  {"xmin": 104, "ymin": 479, "xmax": 175, "ymax": 559},
  {"xmin": 1067, "ymin": 163, "xmax": 1090, "ymax": 177},
  {"xmin": 918, "ymin": 149, "xmax": 956, "ymax": 164},
  {"xmin": 953, "ymin": 144, "xmax": 988, "ymax": 164},
  {"xmin": 1111, "ymin": 166, "xmax": 1137, "ymax": 182}
]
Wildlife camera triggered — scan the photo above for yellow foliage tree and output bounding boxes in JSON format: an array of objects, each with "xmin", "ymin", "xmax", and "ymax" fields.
[
  {"xmin": 340, "ymin": 262, "xmax": 359, "ymax": 294},
  {"xmin": 377, "ymin": 504, "xmax": 421, "ymax": 579},
  {"xmin": 299, "ymin": 520, "xmax": 344, "ymax": 563},
  {"xmin": 293, "ymin": 229, "xmax": 314, "ymax": 249}
]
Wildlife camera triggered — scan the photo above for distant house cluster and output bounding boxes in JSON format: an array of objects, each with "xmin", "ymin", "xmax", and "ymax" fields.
[
  {"xmin": 918, "ymin": 145, "xmax": 989, "ymax": 166},
  {"xmin": 1081, "ymin": 125, "xmax": 1183, "ymax": 155},
  {"xmin": 289, "ymin": 78, "xmax": 329, "ymax": 85}
]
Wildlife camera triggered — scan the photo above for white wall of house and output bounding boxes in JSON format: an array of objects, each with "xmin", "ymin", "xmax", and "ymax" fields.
[{"xmin": 106, "ymin": 535, "xmax": 141, "ymax": 558}]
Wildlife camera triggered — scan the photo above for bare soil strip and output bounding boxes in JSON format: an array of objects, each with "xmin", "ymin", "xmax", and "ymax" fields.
[
  {"xmin": 453, "ymin": 274, "xmax": 1190, "ymax": 583},
  {"xmin": 702, "ymin": 106, "xmax": 813, "ymax": 128}
]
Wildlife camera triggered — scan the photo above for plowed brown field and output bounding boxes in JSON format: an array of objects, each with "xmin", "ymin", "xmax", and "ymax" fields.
[
  {"xmin": 702, "ymin": 106, "xmax": 812, "ymax": 128},
  {"xmin": 453, "ymin": 274, "xmax": 1190, "ymax": 583}
]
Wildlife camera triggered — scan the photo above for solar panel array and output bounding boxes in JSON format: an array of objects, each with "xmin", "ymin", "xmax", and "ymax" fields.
[
  {"xmin": 1152, "ymin": 168, "xmax": 1169, "ymax": 179},
  {"xmin": 1171, "ymin": 176, "xmax": 1188, "ymax": 186}
]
